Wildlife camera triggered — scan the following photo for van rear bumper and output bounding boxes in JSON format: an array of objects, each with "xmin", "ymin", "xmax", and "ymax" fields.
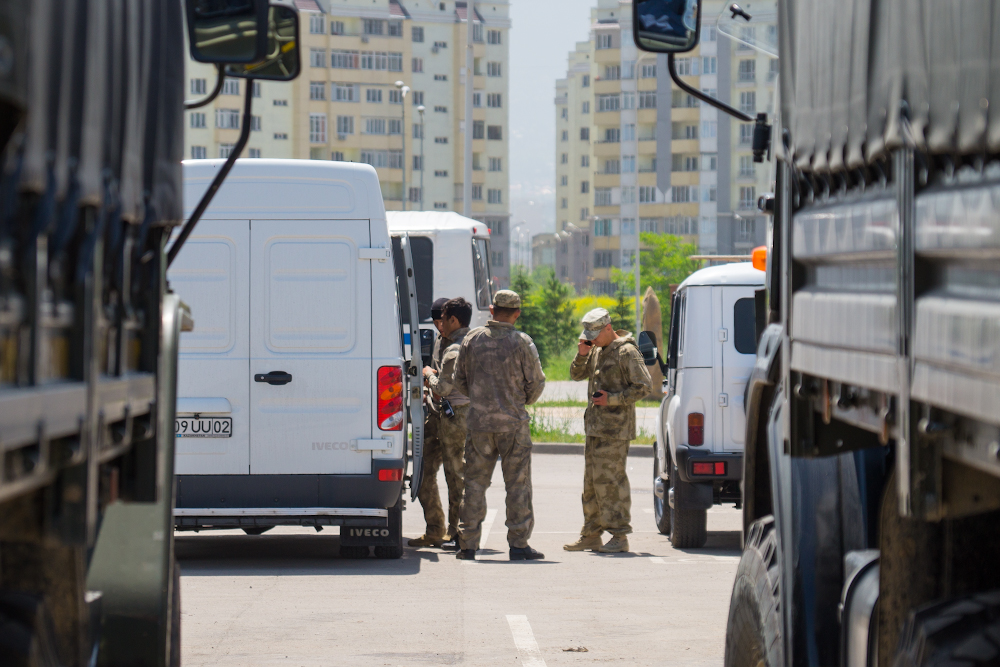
[
  {"xmin": 174, "ymin": 460, "xmax": 404, "ymax": 528},
  {"xmin": 674, "ymin": 445, "xmax": 743, "ymax": 484}
]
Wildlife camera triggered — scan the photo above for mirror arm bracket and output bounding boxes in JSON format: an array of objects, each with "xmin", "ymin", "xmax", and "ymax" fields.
[
  {"xmin": 184, "ymin": 64, "xmax": 225, "ymax": 110},
  {"xmin": 667, "ymin": 54, "xmax": 754, "ymax": 122},
  {"xmin": 168, "ymin": 79, "xmax": 254, "ymax": 267}
]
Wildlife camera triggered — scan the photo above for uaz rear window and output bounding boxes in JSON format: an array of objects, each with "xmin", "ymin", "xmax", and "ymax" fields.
[{"xmin": 733, "ymin": 298, "xmax": 756, "ymax": 354}]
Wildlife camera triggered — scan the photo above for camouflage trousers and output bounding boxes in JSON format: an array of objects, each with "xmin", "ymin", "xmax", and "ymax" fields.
[
  {"xmin": 580, "ymin": 436, "xmax": 632, "ymax": 537},
  {"xmin": 459, "ymin": 425, "xmax": 534, "ymax": 550},
  {"xmin": 416, "ymin": 405, "xmax": 467, "ymax": 539}
]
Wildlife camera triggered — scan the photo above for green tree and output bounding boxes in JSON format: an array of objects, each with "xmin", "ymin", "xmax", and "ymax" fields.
[
  {"xmin": 610, "ymin": 277, "xmax": 633, "ymax": 331},
  {"xmin": 509, "ymin": 266, "xmax": 575, "ymax": 365},
  {"xmin": 611, "ymin": 233, "xmax": 700, "ymax": 321}
]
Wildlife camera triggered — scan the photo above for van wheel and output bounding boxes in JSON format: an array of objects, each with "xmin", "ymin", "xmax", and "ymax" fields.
[
  {"xmin": 242, "ymin": 527, "xmax": 272, "ymax": 536},
  {"xmin": 724, "ymin": 516, "xmax": 782, "ymax": 667},
  {"xmin": 375, "ymin": 493, "xmax": 405, "ymax": 559},
  {"xmin": 653, "ymin": 441, "xmax": 671, "ymax": 535},
  {"xmin": 669, "ymin": 463, "xmax": 707, "ymax": 548},
  {"xmin": 893, "ymin": 589, "xmax": 1000, "ymax": 667},
  {"xmin": 340, "ymin": 546, "xmax": 369, "ymax": 558}
]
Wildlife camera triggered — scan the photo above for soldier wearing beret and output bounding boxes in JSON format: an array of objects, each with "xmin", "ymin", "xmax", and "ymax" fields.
[
  {"xmin": 564, "ymin": 308, "xmax": 652, "ymax": 554},
  {"xmin": 451, "ymin": 290, "xmax": 547, "ymax": 561}
]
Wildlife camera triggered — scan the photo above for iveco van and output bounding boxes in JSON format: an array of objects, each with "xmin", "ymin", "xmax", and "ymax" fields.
[
  {"xmin": 169, "ymin": 159, "xmax": 423, "ymax": 559},
  {"xmin": 644, "ymin": 262, "xmax": 765, "ymax": 548}
]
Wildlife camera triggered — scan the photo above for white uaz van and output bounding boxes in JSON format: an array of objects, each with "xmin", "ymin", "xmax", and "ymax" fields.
[
  {"xmin": 169, "ymin": 159, "xmax": 423, "ymax": 559},
  {"xmin": 641, "ymin": 262, "xmax": 765, "ymax": 548}
]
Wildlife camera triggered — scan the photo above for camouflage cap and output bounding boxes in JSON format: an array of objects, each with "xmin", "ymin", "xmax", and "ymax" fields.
[
  {"xmin": 492, "ymin": 289, "xmax": 521, "ymax": 309},
  {"xmin": 580, "ymin": 307, "xmax": 611, "ymax": 341}
]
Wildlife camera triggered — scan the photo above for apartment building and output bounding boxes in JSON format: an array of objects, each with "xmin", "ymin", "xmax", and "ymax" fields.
[
  {"xmin": 184, "ymin": 0, "xmax": 512, "ymax": 287},
  {"xmin": 554, "ymin": 0, "xmax": 771, "ymax": 294},
  {"xmin": 531, "ymin": 223, "xmax": 590, "ymax": 294}
]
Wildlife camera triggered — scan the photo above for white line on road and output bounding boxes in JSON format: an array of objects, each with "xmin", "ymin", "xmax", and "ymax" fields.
[
  {"xmin": 643, "ymin": 508, "xmax": 654, "ymax": 514},
  {"xmin": 506, "ymin": 615, "xmax": 547, "ymax": 667},
  {"xmin": 649, "ymin": 556, "xmax": 665, "ymax": 563},
  {"xmin": 479, "ymin": 508, "xmax": 498, "ymax": 552}
]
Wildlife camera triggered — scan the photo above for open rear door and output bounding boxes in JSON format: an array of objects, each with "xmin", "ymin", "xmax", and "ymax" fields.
[{"xmin": 399, "ymin": 234, "xmax": 425, "ymax": 499}]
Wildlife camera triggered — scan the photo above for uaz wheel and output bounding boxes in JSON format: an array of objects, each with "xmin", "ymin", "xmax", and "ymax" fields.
[
  {"xmin": 668, "ymin": 461, "xmax": 708, "ymax": 548},
  {"xmin": 653, "ymin": 441, "xmax": 671, "ymax": 535}
]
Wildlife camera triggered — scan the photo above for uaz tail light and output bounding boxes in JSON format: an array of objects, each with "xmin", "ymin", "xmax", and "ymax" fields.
[
  {"xmin": 377, "ymin": 366, "xmax": 404, "ymax": 431},
  {"xmin": 688, "ymin": 412, "xmax": 704, "ymax": 446}
]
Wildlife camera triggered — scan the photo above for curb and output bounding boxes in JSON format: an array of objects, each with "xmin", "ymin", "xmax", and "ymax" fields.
[{"xmin": 533, "ymin": 443, "xmax": 655, "ymax": 458}]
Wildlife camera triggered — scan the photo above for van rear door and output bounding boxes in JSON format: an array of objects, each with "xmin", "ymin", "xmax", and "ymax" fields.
[
  {"xmin": 249, "ymin": 220, "xmax": 373, "ymax": 475},
  {"xmin": 719, "ymin": 287, "xmax": 758, "ymax": 451}
]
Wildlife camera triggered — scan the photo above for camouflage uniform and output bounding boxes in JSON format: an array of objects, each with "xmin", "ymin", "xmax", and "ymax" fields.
[
  {"xmin": 416, "ymin": 333, "xmax": 449, "ymax": 540},
  {"xmin": 454, "ymin": 303, "xmax": 546, "ymax": 550},
  {"xmin": 570, "ymin": 326, "xmax": 652, "ymax": 538},
  {"xmin": 424, "ymin": 327, "xmax": 471, "ymax": 539}
]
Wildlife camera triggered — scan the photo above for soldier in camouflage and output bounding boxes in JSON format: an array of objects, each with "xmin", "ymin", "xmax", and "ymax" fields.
[
  {"xmin": 409, "ymin": 298, "xmax": 452, "ymax": 548},
  {"xmin": 565, "ymin": 308, "xmax": 652, "ymax": 554},
  {"xmin": 420, "ymin": 297, "xmax": 473, "ymax": 547},
  {"xmin": 451, "ymin": 290, "xmax": 547, "ymax": 561}
]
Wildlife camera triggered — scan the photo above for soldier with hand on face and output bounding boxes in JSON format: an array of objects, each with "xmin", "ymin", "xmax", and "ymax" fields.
[
  {"xmin": 409, "ymin": 298, "xmax": 454, "ymax": 548},
  {"xmin": 451, "ymin": 290, "xmax": 547, "ymax": 561},
  {"xmin": 564, "ymin": 308, "xmax": 652, "ymax": 554},
  {"xmin": 420, "ymin": 297, "xmax": 473, "ymax": 550}
]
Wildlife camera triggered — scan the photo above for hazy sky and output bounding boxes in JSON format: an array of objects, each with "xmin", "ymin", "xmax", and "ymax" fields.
[{"xmin": 507, "ymin": 0, "xmax": 599, "ymax": 242}]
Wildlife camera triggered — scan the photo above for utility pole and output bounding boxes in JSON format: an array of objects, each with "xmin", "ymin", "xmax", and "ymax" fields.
[
  {"xmin": 395, "ymin": 80, "xmax": 410, "ymax": 210},
  {"xmin": 417, "ymin": 105, "xmax": 425, "ymax": 211},
  {"xmin": 463, "ymin": 3, "xmax": 474, "ymax": 216}
]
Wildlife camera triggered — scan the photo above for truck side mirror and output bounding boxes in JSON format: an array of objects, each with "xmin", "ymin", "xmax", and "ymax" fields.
[
  {"xmin": 638, "ymin": 331, "xmax": 659, "ymax": 366},
  {"xmin": 225, "ymin": 3, "xmax": 301, "ymax": 81},
  {"xmin": 186, "ymin": 0, "xmax": 270, "ymax": 64},
  {"xmin": 633, "ymin": 0, "xmax": 702, "ymax": 53}
]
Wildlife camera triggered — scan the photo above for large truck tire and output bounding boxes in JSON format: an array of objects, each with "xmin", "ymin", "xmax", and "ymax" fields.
[
  {"xmin": 669, "ymin": 463, "xmax": 708, "ymax": 548},
  {"xmin": 724, "ymin": 516, "xmax": 782, "ymax": 667},
  {"xmin": 0, "ymin": 593, "xmax": 61, "ymax": 667},
  {"xmin": 893, "ymin": 590, "xmax": 1000, "ymax": 667},
  {"xmin": 653, "ymin": 441, "xmax": 671, "ymax": 535}
]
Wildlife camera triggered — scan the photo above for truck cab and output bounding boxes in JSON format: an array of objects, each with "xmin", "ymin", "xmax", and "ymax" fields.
[{"xmin": 651, "ymin": 262, "xmax": 764, "ymax": 547}]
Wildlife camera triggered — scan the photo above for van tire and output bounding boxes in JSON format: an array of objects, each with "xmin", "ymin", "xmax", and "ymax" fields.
[
  {"xmin": 653, "ymin": 441, "xmax": 671, "ymax": 535},
  {"xmin": 375, "ymin": 494, "xmax": 405, "ymax": 559},
  {"xmin": 339, "ymin": 546, "xmax": 369, "ymax": 559},
  {"xmin": 669, "ymin": 463, "xmax": 708, "ymax": 548},
  {"xmin": 724, "ymin": 516, "xmax": 782, "ymax": 667},
  {"xmin": 893, "ymin": 589, "xmax": 1000, "ymax": 667}
]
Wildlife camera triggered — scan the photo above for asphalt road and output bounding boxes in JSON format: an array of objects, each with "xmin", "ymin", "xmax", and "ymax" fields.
[{"xmin": 176, "ymin": 449, "xmax": 742, "ymax": 666}]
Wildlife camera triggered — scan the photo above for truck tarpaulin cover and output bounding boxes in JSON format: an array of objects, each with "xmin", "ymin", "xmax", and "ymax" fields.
[{"xmin": 779, "ymin": 0, "xmax": 1000, "ymax": 173}]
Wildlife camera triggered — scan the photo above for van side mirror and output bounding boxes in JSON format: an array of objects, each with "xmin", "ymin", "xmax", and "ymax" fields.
[
  {"xmin": 633, "ymin": 0, "xmax": 702, "ymax": 53},
  {"xmin": 186, "ymin": 0, "xmax": 270, "ymax": 64},
  {"xmin": 225, "ymin": 3, "xmax": 301, "ymax": 81},
  {"xmin": 638, "ymin": 331, "xmax": 659, "ymax": 366}
]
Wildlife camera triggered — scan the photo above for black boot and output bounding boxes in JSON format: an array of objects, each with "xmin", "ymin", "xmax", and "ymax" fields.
[
  {"xmin": 455, "ymin": 548, "xmax": 476, "ymax": 560},
  {"xmin": 509, "ymin": 546, "xmax": 544, "ymax": 561}
]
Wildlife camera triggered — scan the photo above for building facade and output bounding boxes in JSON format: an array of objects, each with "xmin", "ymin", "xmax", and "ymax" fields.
[
  {"xmin": 184, "ymin": 0, "xmax": 511, "ymax": 286},
  {"xmin": 554, "ymin": 0, "xmax": 771, "ymax": 294},
  {"xmin": 531, "ymin": 223, "xmax": 590, "ymax": 294}
]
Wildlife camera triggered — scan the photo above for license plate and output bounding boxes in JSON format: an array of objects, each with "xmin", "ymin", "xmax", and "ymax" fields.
[{"xmin": 175, "ymin": 416, "xmax": 232, "ymax": 438}]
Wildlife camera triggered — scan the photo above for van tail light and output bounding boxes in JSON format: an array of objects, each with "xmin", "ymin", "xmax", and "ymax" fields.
[
  {"xmin": 378, "ymin": 468, "xmax": 403, "ymax": 482},
  {"xmin": 692, "ymin": 461, "xmax": 727, "ymax": 476},
  {"xmin": 688, "ymin": 413, "xmax": 704, "ymax": 446},
  {"xmin": 377, "ymin": 366, "xmax": 404, "ymax": 431}
]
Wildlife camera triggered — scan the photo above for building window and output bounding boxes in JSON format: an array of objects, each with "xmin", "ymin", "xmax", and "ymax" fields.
[
  {"xmin": 248, "ymin": 148, "xmax": 261, "ymax": 158},
  {"xmin": 597, "ymin": 94, "xmax": 619, "ymax": 112},
  {"xmin": 674, "ymin": 57, "xmax": 698, "ymax": 75},
  {"xmin": 604, "ymin": 65, "xmax": 621, "ymax": 80},
  {"xmin": 388, "ymin": 20, "xmax": 403, "ymax": 37},
  {"xmin": 366, "ymin": 88, "xmax": 383, "ymax": 103},
  {"xmin": 489, "ymin": 157, "xmax": 502, "ymax": 172},
  {"xmin": 412, "ymin": 26, "xmax": 424, "ymax": 42},
  {"xmin": 641, "ymin": 64, "xmax": 656, "ymax": 78},
  {"xmin": 473, "ymin": 23, "xmax": 484, "ymax": 42},
  {"xmin": 309, "ymin": 113, "xmax": 327, "ymax": 143},
  {"xmin": 191, "ymin": 145, "xmax": 207, "ymax": 159},
  {"xmin": 492, "ymin": 251, "xmax": 504, "ymax": 267},
  {"xmin": 250, "ymin": 115, "xmax": 261, "ymax": 131},
  {"xmin": 580, "ymin": 127, "xmax": 590, "ymax": 141},
  {"xmin": 487, "ymin": 93, "xmax": 502, "ymax": 108},
  {"xmin": 595, "ymin": 188, "xmax": 612, "ymax": 206},
  {"xmin": 332, "ymin": 83, "xmax": 358, "ymax": 102},
  {"xmin": 487, "ymin": 125, "xmax": 503, "ymax": 140},
  {"xmin": 670, "ymin": 186, "xmax": 690, "ymax": 203},
  {"xmin": 409, "ymin": 56, "xmax": 423, "ymax": 73},
  {"xmin": 769, "ymin": 58, "xmax": 780, "ymax": 81},
  {"xmin": 740, "ymin": 123, "xmax": 754, "ymax": 145},
  {"xmin": 389, "ymin": 89, "xmax": 403, "ymax": 104},
  {"xmin": 640, "ymin": 186, "xmax": 658, "ymax": 203},
  {"xmin": 363, "ymin": 19, "xmax": 384, "ymax": 35},
  {"xmin": 434, "ymin": 170, "xmax": 448, "ymax": 177},
  {"xmin": 581, "ymin": 74, "xmax": 590, "ymax": 87},
  {"xmin": 189, "ymin": 112, "xmax": 206, "ymax": 129},
  {"xmin": 435, "ymin": 137, "xmax": 448, "ymax": 144},
  {"xmin": 581, "ymin": 155, "xmax": 590, "ymax": 167},
  {"xmin": 433, "ymin": 41, "xmax": 447, "ymax": 48},
  {"xmin": 487, "ymin": 62, "xmax": 502, "ymax": 77},
  {"xmin": 219, "ymin": 143, "xmax": 235, "ymax": 158},
  {"xmin": 434, "ymin": 74, "xmax": 448, "ymax": 81},
  {"xmin": 409, "ymin": 187, "xmax": 422, "ymax": 202},
  {"xmin": 740, "ymin": 187, "xmax": 757, "ymax": 209},
  {"xmin": 471, "ymin": 185, "xmax": 483, "ymax": 200},
  {"xmin": 622, "ymin": 156, "xmax": 635, "ymax": 173},
  {"xmin": 388, "ymin": 119, "xmax": 402, "ymax": 134},
  {"xmin": 434, "ymin": 202, "xmax": 447, "ymax": 209},
  {"xmin": 412, "ymin": 91, "xmax": 424, "ymax": 106},
  {"xmin": 685, "ymin": 156, "xmax": 698, "ymax": 171},
  {"xmin": 487, "ymin": 29, "xmax": 502, "ymax": 44},
  {"xmin": 215, "ymin": 108, "xmax": 240, "ymax": 129},
  {"xmin": 640, "ymin": 218, "xmax": 658, "ymax": 233},
  {"xmin": 360, "ymin": 150, "xmax": 403, "ymax": 169},
  {"xmin": 639, "ymin": 91, "xmax": 657, "ymax": 109},
  {"xmin": 594, "ymin": 251, "xmax": 613, "ymax": 268},
  {"xmin": 190, "ymin": 78, "xmax": 206, "ymax": 95},
  {"xmin": 473, "ymin": 92, "xmax": 482, "ymax": 107},
  {"xmin": 331, "ymin": 50, "xmax": 359, "ymax": 69},
  {"xmin": 430, "ymin": 105, "xmax": 445, "ymax": 113},
  {"xmin": 561, "ymin": 130, "xmax": 568, "ymax": 141},
  {"xmin": 309, "ymin": 14, "xmax": 325, "ymax": 34},
  {"xmin": 702, "ymin": 186, "xmax": 717, "ymax": 202},
  {"xmin": 560, "ymin": 175, "xmax": 568, "ymax": 186},
  {"xmin": 310, "ymin": 81, "xmax": 325, "ymax": 100},
  {"xmin": 561, "ymin": 153, "xmax": 568, "ymax": 164},
  {"xmin": 336, "ymin": 116, "xmax": 354, "ymax": 135},
  {"xmin": 310, "ymin": 48, "xmax": 327, "ymax": 68},
  {"xmin": 273, "ymin": 132, "xmax": 288, "ymax": 140},
  {"xmin": 702, "ymin": 56, "xmax": 717, "ymax": 74},
  {"xmin": 487, "ymin": 188, "xmax": 503, "ymax": 204},
  {"xmin": 413, "ymin": 123, "xmax": 423, "ymax": 139},
  {"xmin": 330, "ymin": 20, "xmax": 345, "ymax": 35},
  {"xmin": 604, "ymin": 128, "xmax": 620, "ymax": 143},
  {"xmin": 222, "ymin": 78, "xmax": 239, "ymax": 95},
  {"xmin": 412, "ymin": 155, "xmax": 423, "ymax": 170},
  {"xmin": 330, "ymin": 151, "xmax": 344, "ymax": 161},
  {"xmin": 740, "ymin": 91, "xmax": 756, "ymax": 115},
  {"xmin": 596, "ymin": 33, "xmax": 613, "ymax": 49},
  {"xmin": 702, "ymin": 153, "xmax": 718, "ymax": 170},
  {"xmin": 604, "ymin": 159, "xmax": 620, "ymax": 174},
  {"xmin": 702, "ymin": 120, "xmax": 718, "ymax": 138},
  {"xmin": 561, "ymin": 198, "xmax": 568, "ymax": 209},
  {"xmin": 594, "ymin": 219, "xmax": 612, "ymax": 236},
  {"xmin": 273, "ymin": 99, "xmax": 288, "ymax": 106},
  {"xmin": 739, "ymin": 155, "xmax": 756, "ymax": 178},
  {"xmin": 474, "ymin": 121, "xmax": 485, "ymax": 139},
  {"xmin": 580, "ymin": 181, "xmax": 589, "ymax": 194},
  {"xmin": 704, "ymin": 25, "xmax": 717, "ymax": 41},
  {"xmin": 621, "ymin": 186, "xmax": 635, "ymax": 203}
]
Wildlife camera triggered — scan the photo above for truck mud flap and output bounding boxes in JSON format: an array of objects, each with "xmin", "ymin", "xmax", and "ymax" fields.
[{"xmin": 340, "ymin": 502, "xmax": 402, "ymax": 546}]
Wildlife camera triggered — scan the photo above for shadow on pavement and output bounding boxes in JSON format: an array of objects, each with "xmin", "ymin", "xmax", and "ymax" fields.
[{"xmin": 176, "ymin": 534, "xmax": 432, "ymax": 576}]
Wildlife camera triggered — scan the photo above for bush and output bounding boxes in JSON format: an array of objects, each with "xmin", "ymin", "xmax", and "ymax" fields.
[{"xmin": 510, "ymin": 266, "xmax": 577, "ymax": 366}]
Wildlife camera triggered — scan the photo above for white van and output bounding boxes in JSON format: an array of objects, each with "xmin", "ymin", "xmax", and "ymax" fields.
[
  {"xmin": 641, "ymin": 262, "xmax": 765, "ymax": 548},
  {"xmin": 386, "ymin": 212, "xmax": 494, "ymax": 363},
  {"xmin": 169, "ymin": 159, "xmax": 423, "ymax": 559}
]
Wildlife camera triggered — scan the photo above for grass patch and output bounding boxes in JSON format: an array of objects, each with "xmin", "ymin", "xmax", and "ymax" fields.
[
  {"xmin": 528, "ymin": 409, "xmax": 657, "ymax": 445},
  {"xmin": 541, "ymin": 344, "xmax": 582, "ymax": 382},
  {"xmin": 533, "ymin": 399, "xmax": 662, "ymax": 408}
]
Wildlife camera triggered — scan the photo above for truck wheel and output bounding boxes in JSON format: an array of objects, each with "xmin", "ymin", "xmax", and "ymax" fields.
[
  {"xmin": 893, "ymin": 589, "xmax": 1000, "ymax": 667},
  {"xmin": 724, "ymin": 516, "xmax": 782, "ymax": 667},
  {"xmin": 669, "ymin": 463, "xmax": 708, "ymax": 548},
  {"xmin": 653, "ymin": 441, "xmax": 670, "ymax": 535},
  {"xmin": 375, "ymin": 493, "xmax": 404, "ymax": 559}
]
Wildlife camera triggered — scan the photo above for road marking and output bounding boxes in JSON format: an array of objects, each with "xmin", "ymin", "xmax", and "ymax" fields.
[
  {"xmin": 649, "ymin": 556, "xmax": 665, "ymax": 563},
  {"xmin": 506, "ymin": 615, "xmax": 547, "ymax": 667},
  {"xmin": 642, "ymin": 508, "xmax": 654, "ymax": 514},
  {"xmin": 479, "ymin": 508, "xmax": 498, "ymax": 551}
]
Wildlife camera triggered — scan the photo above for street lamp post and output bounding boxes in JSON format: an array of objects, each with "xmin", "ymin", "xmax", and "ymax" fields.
[
  {"xmin": 395, "ymin": 80, "xmax": 410, "ymax": 211},
  {"xmin": 417, "ymin": 105, "xmax": 425, "ymax": 211}
]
